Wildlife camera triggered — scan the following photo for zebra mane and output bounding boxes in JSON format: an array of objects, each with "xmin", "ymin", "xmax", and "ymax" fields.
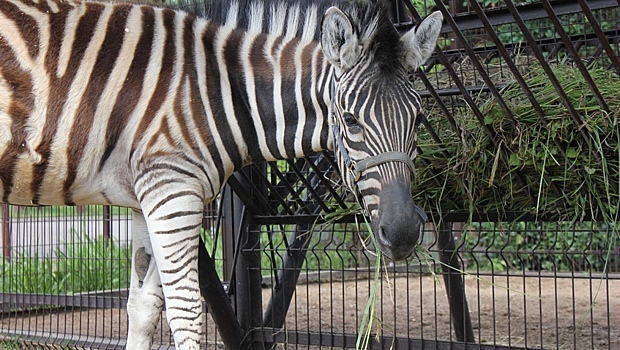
[{"xmin": 174, "ymin": 0, "xmax": 404, "ymax": 69}]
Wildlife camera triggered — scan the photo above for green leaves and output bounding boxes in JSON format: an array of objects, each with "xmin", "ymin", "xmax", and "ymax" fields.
[
  {"xmin": 463, "ymin": 221, "xmax": 613, "ymax": 273},
  {"xmin": 1, "ymin": 233, "xmax": 130, "ymax": 294}
]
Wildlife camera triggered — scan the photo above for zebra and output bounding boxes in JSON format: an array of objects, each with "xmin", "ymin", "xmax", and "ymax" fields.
[{"xmin": 0, "ymin": 0, "xmax": 442, "ymax": 348}]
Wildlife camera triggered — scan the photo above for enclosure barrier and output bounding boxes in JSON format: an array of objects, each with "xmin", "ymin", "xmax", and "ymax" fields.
[{"xmin": 2, "ymin": 0, "xmax": 619, "ymax": 349}]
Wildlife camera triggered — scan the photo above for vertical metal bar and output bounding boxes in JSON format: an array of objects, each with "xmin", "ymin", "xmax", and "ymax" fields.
[
  {"xmin": 2, "ymin": 204, "xmax": 10, "ymax": 261},
  {"xmin": 229, "ymin": 168, "xmax": 265, "ymax": 349},
  {"xmin": 198, "ymin": 238, "xmax": 243, "ymax": 349},
  {"xmin": 392, "ymin": 0, "xmax": 410, "ymax": 23},
  {"xmin": 262, "ymin": 223, "xmax": 313, "ymax": 329},
  {"xmin": 234, "ymin": 216, "xmax": 263, "ymax": 349},
  {"xmin": 438, "ymin": 221, "xmax": 475, "ymax": 343},
  {"xmin": 102, "ymin": 205, "xmax": 111, "ymax": 240},
  {"xmin": 221, "ymin": 186, "xmax": 237, "ymax": 282},
  {"xmin": 0, "ymin": 203, "xmax": 11, "ymax": 262},
  {"xmin": 262, "ymin": 155, "xmax": 338, "ymax": 330}
]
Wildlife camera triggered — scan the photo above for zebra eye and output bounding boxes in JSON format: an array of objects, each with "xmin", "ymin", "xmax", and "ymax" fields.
[{"xmin": 343, "ymin": 112, "xmax": 358, "ymax": 127}]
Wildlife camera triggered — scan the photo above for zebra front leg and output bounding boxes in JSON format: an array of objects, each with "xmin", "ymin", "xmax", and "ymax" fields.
[
  {"xmin": 126, "ymin": 211, "xmax": 164, "ymax": 349},
  {"xmin": 139, "ymin": 180, "xmax": 206, "ymax": 350}
]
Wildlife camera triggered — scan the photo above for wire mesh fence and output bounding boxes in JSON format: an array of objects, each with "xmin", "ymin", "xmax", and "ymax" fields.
[
  {"xmin": 0, "ymin": 204, "xmax": 222, "ymax": 349},
  {"xmin": 2, "ymin": 211, "xmax": 618, "ymax": 349}
]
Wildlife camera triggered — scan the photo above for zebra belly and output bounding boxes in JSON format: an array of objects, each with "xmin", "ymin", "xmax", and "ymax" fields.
[{"xmin": 1, "ymin": 151, "xmax": 138, "ymax": 208}]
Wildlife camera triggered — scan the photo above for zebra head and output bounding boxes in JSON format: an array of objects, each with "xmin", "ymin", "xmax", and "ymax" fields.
[{"xmin": 321, "ymin": 7, "xmax": 443, "ymax": 260}]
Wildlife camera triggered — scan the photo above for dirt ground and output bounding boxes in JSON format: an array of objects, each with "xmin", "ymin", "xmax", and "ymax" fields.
[{"xmin": 1, "ymin": 273, "xmax": 618, "ymax": 349}]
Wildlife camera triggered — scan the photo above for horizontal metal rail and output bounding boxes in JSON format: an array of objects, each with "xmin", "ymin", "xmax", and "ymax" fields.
[
  {"xmin": 436, "ymin": 0, "xmax": 618, "ymax": 34},
  {"xmin": 0, "ymin": 331, "xmax": 179, "ymax": 350},
  {"xmin": 0, "ymin": 291, "xmax": 213, "ymax": 314},
  {"xmin": 4, "ymin": 328, "xmax": 555, "ymax": 350},
  {"xmin": 0, "ymin": 331, "xmax": 128, "ymax": 350},
  {"xmin": 251, "ymin": 210, "xmax": 608, "ymax": 225},
  {"xmin": 253, "ymin": 328, "xmax": 543, "ymax": 350},
  {"xmin": 0, "ymin": 291, "xmax": 128, "ymax": 312}
]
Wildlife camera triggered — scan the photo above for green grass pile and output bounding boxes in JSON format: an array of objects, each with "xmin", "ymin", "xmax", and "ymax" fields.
[{"xmin": 414, "ymin": 64, "xmax": 620, "ymax": 221}]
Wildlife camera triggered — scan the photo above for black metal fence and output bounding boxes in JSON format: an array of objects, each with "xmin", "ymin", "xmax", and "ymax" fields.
[
  {"xmin": 2, "ymin": 207, "xmax": 618, "ymax": 349},
  {"xmin": 1, "ymin": 0, "xmax": 619, "ymax": 349}
]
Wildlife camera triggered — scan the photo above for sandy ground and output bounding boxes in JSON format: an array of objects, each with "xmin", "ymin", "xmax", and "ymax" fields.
[{"xmin": 1, "ymin": 273, "xmax": 618, "ymax": 349}]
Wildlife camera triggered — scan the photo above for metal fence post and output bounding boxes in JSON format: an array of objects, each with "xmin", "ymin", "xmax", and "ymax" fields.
[
  {"xmin": 221, "ymin": 185, "xmax": 239, "ymax": 282},
  {"xmin": 2, "ymin": 204, "xmax": 10, "ymax": 261},
  {"xmin": 223, "ymin": 168, "xmax": 265, "ymax": 349},
  {"xmin": 262, "ymin": 222, "xmax": 313, "ymax": 329},
  {"xmin": 102, "ymin": 205, "xmax": 111, "ymax": 241},
  {"xmin": 438, "ymin": 221, "xmax": 475, "ymax": 343}
]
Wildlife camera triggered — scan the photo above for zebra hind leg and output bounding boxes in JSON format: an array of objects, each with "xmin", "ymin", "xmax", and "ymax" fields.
[
  {"xmin": 126, "ymin": 211, "xmax": 164, "ymax": 349},
  {"xmin": 137, "ymin": 177, "xmax": 207, "ymax": 349}
]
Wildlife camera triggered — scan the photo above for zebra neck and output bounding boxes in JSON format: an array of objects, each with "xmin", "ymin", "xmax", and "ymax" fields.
[{"xmin": 196, "ymin": 20, "xmax": 335, "ymax": 167}]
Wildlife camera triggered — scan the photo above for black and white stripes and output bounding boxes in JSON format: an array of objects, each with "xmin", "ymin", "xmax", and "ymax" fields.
[{"xmin": 0, "ymin": 0, "xmax": 442, "ymax": 348}]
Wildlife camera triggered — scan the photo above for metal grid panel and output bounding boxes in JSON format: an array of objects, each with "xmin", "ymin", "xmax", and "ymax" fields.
[
  {"xmin": 0, "ymin": 204, "xmax": 223, "ymax": 349},
  {"xmin": 248, "ymin": 220, "xmax": 619, "ymax": 349},
  {"xmin": 2, "ymin": 215, "xmax": 618, "ymax": 349},
  {"xmin": 0, "ymin": 206, "xmax": 132, "ymax": 348}
]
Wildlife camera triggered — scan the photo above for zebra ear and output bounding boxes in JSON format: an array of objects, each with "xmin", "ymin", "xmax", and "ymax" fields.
[
  {"xmin": 400, "ymin": 11, "xmax": 443, "ymax": 71},
  {"xmin": 321, "ymin": 7, "xmax": 361, "ymax": 72}
]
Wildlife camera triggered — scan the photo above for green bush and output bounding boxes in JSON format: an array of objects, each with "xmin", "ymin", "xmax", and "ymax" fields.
[
  {"xmin": 1, "ymin": 233, "xmax": 130, "ymax": 294},
  {"xmin": 463, "ymin": 221, "xmax": 616, "ymax": 273}
]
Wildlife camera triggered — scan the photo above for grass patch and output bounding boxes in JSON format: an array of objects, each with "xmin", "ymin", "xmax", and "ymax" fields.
[
  {"xmin": 1, "ymin": 233, "xmax": 130, "ymax": 294},
  {"xmin": 462, "ymin": 221, "xmax": 617, "ymax": 273},
  {"xmin": 0, "ymin": 339, "xmax": 22, "ymax": 350}
]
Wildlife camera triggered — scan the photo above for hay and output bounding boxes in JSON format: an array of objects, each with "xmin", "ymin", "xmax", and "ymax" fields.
[{"xmin": 414, "ymin": 63, "xmax": 620, "ymax": 221}]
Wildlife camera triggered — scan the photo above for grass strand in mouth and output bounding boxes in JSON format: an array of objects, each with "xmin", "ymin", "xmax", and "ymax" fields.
[{"xmin": 356, "ymin": 249, "xmax": 382, "ymax": 349}]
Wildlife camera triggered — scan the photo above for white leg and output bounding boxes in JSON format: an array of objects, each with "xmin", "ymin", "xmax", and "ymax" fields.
[
  {"xmin": 137, "ymin": 177, "xmax": 206, "ymax": 350},
  {"xmin": 126, "ymin": 211, "xmax": 163, "ymax": 350}
]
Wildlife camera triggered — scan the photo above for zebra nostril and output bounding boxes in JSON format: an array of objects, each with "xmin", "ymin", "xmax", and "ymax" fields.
[{"xmin": 377, "ymin": 225, "xmax": 391, "ymax": 247}]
